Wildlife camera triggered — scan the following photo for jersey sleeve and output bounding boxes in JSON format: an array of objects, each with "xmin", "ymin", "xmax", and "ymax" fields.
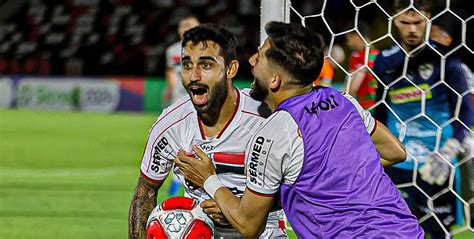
[
  {"xmin": 446, "ymin": 59, "xmax": 474, "ymax": 141},
  {"xmin": 140, "ymin": 110, "xmax": 184, "ymax": 183},
  {"xmin": 245, "ymin": 111, "xmax": 297, "ymax": 196},
  {"xmin": 343, "ymin": 93, "xmax": 376, "ymax": 134}
]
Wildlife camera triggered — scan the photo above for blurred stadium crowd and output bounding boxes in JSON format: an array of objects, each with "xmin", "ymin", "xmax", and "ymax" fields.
[
  {"xmin": 1, "ymin": 0, "xmax": 469, "ymax": 80},
  {"xmin": 0, "ymin": 0, "xmax": 263, "ymax": 78},
  {"xmin": 0, "ymin": 0, "xmax": 471, "ymax": 80}
]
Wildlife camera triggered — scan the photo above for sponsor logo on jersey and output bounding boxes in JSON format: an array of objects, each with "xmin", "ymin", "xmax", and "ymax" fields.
[
  {"xmin": 381, "ymin": 45, "xmax": 400, "ymax": 57},
  {"xmin": 304, "ymin": 95, "xmax": 339, "ymax": 115},
  {"xmin": 199, "ymin": 142, "xmax": 215, "ymax": 151},
  {"xmin": 388, "ymin": 83, "xmax": 432, "ymax": 104},
  {"xmin": 249, "ymin": 136, "xmax": 265, "ymax": 184},
  {"xmin": 248, "ymin": 136, "xmax": 273, "ymax": 186},
  {"xmin": 151, "ymin": 137, "xmax": 170, "ymax": 173},
  {"xmin": 418, "ymin": 63, "xmax": 434, "ymax": 80}
]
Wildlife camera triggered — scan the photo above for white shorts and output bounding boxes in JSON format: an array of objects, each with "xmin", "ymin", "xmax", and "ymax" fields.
[{"xmin": 214, "ymin": 217, "xmax": 287, "ymax": 239}]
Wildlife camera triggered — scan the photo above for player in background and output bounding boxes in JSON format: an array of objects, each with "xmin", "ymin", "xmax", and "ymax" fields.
[
  {"xmin": 175, "ymin": 21, "xmax": 423, "ymax": 238},
  {"xmin": 164, "ymin": 14, "xmax": 200, "ymax": 106},
  {"xmin": 163, "ymin": 14, "xmax": 200, "ymax": 196},
  {"xmin": 430, "ymin": 11, "xmax": 474, "ymax": 228},
  {"xmin": 429, "ymin": 12, "xmax": 474, "ymax": 106},
  {"xmin": 373, "ymin": 2, "xmax": 474, "ymax": 238},
  {"xmin": 128, "ymin": 23, "xmax": 287, "ymax": 239},
  {"xmin": 344, "ymin": 21, "xmax": 379, "ymax": 109},
  {"xmin": 313, "ymin": 44, "xmax": 345, "ymax": 87}
]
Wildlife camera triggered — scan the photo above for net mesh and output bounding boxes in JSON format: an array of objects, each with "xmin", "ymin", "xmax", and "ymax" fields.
[{"xmin": 286, "ymin": 0, "xmax": 473, "ymax": 237}]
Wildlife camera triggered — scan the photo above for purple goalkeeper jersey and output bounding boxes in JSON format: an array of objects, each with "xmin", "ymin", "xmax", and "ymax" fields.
[{"xmin": 277, "ymin": 86, "xmax": 424, "ymax": 238}]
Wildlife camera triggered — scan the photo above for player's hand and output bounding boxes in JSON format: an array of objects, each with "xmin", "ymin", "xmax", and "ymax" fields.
[
  {"xmin": 419, "ymin": 138, "xmax": 460, "ymax": 185},
  {"xmin": 175, "ymin": 145, "xmax": 216, "ymax": 188},
  {"xmin": 419, "ymin": 153, "xmax": 451, "ymax": 185},
  {"xmin": 200, "ymin": 199, "xmax": 230, "ymax": 225}
]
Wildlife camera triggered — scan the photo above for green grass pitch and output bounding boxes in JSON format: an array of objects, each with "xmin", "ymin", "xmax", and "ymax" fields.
[{"xmin": 0, "ymin": 109, "xmax": 471, "ymax": 238}]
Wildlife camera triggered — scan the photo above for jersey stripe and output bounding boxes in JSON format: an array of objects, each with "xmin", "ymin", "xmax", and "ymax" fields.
[
  {"xmin": 213, "ymin": 152, "xmax": 245, "ymax": 174},
  {"xmin": 216, "ymin": 165, "xmax": 244, "ymax": 174},
  {"xmin": 213, "ymin": 152, "xmax": 245, "ymax": 165}
]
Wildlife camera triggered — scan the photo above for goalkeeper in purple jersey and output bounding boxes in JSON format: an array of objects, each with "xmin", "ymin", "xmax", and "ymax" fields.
[
  {"xmin": 373, "ymin": 2, "xmax": 474, "ymax": 238},
  {"xmin": 175, "ymin": 21, "xmax": 424, "ymax": 238}
]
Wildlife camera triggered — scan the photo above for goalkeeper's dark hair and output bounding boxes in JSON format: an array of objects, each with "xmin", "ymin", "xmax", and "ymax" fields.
[
  {"xmin": 182, "ymin": 23, "xmax": 238, "ymax": 66},
  {"xmin": 393, "ymin": 0, "xmax": 433, "ymax": 14},
  {"xmin": 264, "ymin": 21, "xmax": 325, "ymax": 86}
]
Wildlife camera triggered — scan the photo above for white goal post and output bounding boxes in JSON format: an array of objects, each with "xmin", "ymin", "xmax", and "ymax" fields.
[{"xmin": 259, "ymin": 0, "xmax": 291, "ymax": 44}]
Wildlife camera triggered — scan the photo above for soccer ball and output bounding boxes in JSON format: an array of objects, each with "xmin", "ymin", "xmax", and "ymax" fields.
[{"xmin": 146, "ymin": 196, "xmax": 214, "ymax": 239}]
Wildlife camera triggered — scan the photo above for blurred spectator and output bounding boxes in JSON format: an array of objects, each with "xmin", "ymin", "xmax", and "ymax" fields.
[
  {"xmin": 345, "ymin": 21, "xmax": 379, "ymax": 109},
  {"xmin": 429, "ymin": 13, "xmax": 474, "ymax": 106},
  {"xmin": 373, "ymin": 2, "xmax": 474, "ymax": 238},
  {"xmin": 163, "ymin": 14, "xmax": 200, "ymax": 106},
  {"xmin": 313, "ymin": 44, "xmax": 344, "ymax": 87}
]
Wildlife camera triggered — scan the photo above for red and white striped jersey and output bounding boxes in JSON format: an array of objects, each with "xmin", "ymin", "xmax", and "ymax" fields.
[{"xmin": 140, "ymin": 88, "xmax": 268, "ymax": 200}]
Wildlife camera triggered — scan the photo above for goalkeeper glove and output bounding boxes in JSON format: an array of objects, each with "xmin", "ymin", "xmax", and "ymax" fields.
[
  {"xmin": 461, "ymin": 132, "xmax": 474, "ymax": 159},
  {"xmin": 419, "ymin": 138, "xmax": 461, "ymax": 186}
]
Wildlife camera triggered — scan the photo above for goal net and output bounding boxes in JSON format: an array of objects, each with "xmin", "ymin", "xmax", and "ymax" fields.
[{"xmin": 261, "ymin": 0, "xmax": 473, "ymax": 237}]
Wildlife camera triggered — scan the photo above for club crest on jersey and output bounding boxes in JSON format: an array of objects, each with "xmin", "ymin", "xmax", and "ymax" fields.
[{"xmin": 418, "ymin": 63, "xmax": 433, "ymax": 80}]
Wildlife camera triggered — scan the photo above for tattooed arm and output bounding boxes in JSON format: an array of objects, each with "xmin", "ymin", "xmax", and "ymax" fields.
[{"xmin": 128, "ymin": 176, "xmax": 163, "ymax": 239}]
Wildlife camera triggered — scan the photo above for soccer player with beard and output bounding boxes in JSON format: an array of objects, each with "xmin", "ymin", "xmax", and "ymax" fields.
[
  {"xmin": 373, "ymin": 2, "xmax": 474, "ymax": 237},
  {"xmin": 128, "ymin": 23, "xmax": 287, "ymax": 239},
  {"xmin": 175, "ymin": 21, "xmax": 424, "ymax": 238}
]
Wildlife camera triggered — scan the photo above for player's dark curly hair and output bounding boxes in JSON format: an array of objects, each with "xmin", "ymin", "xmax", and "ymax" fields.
[
  {"xmin": 264, "ymin": 21, "xmax": 325, "ymax": 86},
  {"xmin": 181, "ymin": 23, "xmax": 238, "ymax": 66}
]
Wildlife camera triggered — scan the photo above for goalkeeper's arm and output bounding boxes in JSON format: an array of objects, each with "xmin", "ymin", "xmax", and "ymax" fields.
[{"xmin": 371, "ymin": 120, "xmax": 407, "ymax": 166}]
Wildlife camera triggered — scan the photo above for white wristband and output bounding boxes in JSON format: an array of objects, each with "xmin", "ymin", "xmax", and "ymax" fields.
[{"xmin": 203, "ymin": 174, "xmax": 225, "ymax": 199}]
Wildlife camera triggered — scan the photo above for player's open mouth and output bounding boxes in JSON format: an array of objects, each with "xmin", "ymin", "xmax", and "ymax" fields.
[{"xmin": 189, "ymin": 85, "xmax": 209, "ymax": 106}]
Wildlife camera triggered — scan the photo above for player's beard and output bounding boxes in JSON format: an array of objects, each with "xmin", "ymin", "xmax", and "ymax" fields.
[
  {"xmin": 403, "ymin": 33, "xmax": 423, "ymax": 51},
  {"xmin": 250, "ymin": 77, "xmax": 269, "ymax": 102},
  {"xmin": 190, "ymin": 77, "xmax": 228, "ymax": 114}
]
